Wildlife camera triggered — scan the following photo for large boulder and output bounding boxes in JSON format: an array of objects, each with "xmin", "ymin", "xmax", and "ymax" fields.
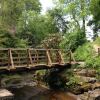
[
  {"xmin": 78, "ymin": 89, "xmax": 100, "ymax": 100},
  {"xmin": 76, "ymin": 69, "xmax": 96, "ymax": 77}
]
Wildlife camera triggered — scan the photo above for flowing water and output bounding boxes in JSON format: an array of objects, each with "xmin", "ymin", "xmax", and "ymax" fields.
[
  {"xmin": 5, "ymin": 68, "xmax": 79, "ymax": 100},
  {"xmin": 8, "ymin": 85, "xmax": 78, "ymax": 100},
  {"xmin": 2, "ymin": 67, "xmax": 100, "ymax": 100}
]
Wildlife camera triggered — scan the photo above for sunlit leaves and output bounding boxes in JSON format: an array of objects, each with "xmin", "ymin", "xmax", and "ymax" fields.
[{"xmin": 89, "ymin": 0, "xmax": 100, "ymax": 35}]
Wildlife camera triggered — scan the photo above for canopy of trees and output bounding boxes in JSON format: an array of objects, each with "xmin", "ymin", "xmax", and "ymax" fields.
[{"xmin": 0, "ymin": 0, "xmax": 99, "ymax": 48}]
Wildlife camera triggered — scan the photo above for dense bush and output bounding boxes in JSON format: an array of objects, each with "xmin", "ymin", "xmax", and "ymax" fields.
[
  {"xmin": 60, "ymin": 30, "xmax": 86, "ymax": 51},
  {"xmin": 85, "ymin": 56, "xmax": 100, "ymax": 69},
  {"xmin": 74, "ymin": 41, "xmax": 100, "ymax": 69},
  {"xmin": 93, "ymin": 37, "xmax": 100, "ymax": 46},
  {"xmin": 0, "ymin": 29, "xmax": 28, "ymax": 48},
  {"xmin": 74, "ymin": 43, "xmax": 94, "ymax": 61}
]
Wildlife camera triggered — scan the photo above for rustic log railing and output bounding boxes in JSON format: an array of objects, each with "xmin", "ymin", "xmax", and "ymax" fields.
[
  {"xmin": 0, "ymin": 48, "xmax": 75, "ymax": 70},
  {"xmin": 98, "ymin": 48, "xmax": 100, "ymax": 56}
]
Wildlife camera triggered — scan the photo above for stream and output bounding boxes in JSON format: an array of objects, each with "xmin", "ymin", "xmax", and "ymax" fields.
[
  {"xmin": 8, "ymin": 85, "xmax": 79, "ymax": 100},
  {"xmin": 6, "ymin": 68, "xmax": 78, "ymax": 100},
  {"xmin": 1, "ymin": 68, "xmax": 100, "ymax": 100}
]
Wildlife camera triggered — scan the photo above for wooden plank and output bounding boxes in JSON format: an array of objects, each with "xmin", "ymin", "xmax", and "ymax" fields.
[
  {"xmin": 69, "ymin": 51, "xmax": 72, "ymax": 64},
  {"xmin": 35, "ymin": 50, "xmax": 39, "ymax": 64},
  {"xmin": 69, "ymin": 50, "xmax": 76, "ymax": 64},
  {"xmin": 46, "ymin": 49, "xmax": 52, "ymax": 66},
  {"xmin": 27, "ymin": 49, "xmax": 33, "ymax": 68},
  {"xmin": 98, "ymin": 48, "xmax": 100, "ymax": 56},
  {"xmin": 53, "ymin": 50, "xmax": 60, "ymax": 63},
  {"xmin": 8, "ymin": 49, "xmax": 15, "ymax": 69},
  {"xmin": 58, "ymin": 50, "xmax": 64, "ymax": 64}
]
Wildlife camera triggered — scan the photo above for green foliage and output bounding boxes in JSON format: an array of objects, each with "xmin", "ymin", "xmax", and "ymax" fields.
[
  {"xmin": 58, "ymin": 0, "xmax": 90, "ymax": 33},
  {"xmin": 17, "ymin": 12, "xmax": 46, "ymax": 47},
  {"xmin": 66, "ymin": 76, "xmax": 79, "ymax": 88},
  {"xmin": 90, "ymin": 0, "xmax": 100, "ymax": 22},
  {"xmin": 74, "ymin": 41, "xmax": 100, "ymax": 69},
  {"xmin": 0, "ymin": 1, "xmax": 64, "ymax": 48},
  {"xmin": 0, "ymin": 0, "xmax": 42, "ymax": 48},
  {"xmin": 0, "ymin": 28, "xmax": 28, "ymax": 48},
  {"xmin": 94, "ymin": 37, "xmax": 100, "ymax": 46},
  {"xmin": 47, "ymin": 8, "xmax": 69, "ymax": 33},
  {"xmin": 60, "ymin": 30, "xmax": 86, "ymax": 51},
  {"xmin": 40, "ymin": 33, "xmax": 62, "ymax": 49},
  {"xmin": 85, "ymin": 56, "xmax": 100, "ymax": 69},
  {"xmin": 17, "ymin": 11, "xmax": 60, "ymax": 47},
  {"xmin": 74, "ymin": 43, "xmax": 93, "ymax": 61},
  {"xmin": 61, "ymin": 69, "xmax": 79, "ymax": 89},
  {"xmin": 0, "ymin": 0, "xmax": 41, "ymax": 28},
  {"xmin": 88, "ymin": 0, "xmax": 100, "ymax": 38},
  {"xmin": 0, "ymin": 0, "xmax": 99, "ymax": 50}
]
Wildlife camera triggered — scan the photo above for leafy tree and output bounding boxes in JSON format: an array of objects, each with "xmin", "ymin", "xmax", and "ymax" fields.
[
  {"xmin": 60, "ymin": 30, "xmax": 86, "ymax": 51},
  {"xmin": 53, "ymin": 0, "xmax": 92, "ymax": 50},
  {"xmin": 57, "ymin": 0, "xmax": 90, "ymax": 36},
  {"xmin": 0, "ymin": 28, "xmax": 28, "ymax": 48},
  {"xmin": 17, "ymin": 11, "xmax": 56, "ymax": 47},
  {"xmin": 40, "ymin": 33, "xmax": 62, "ymax": 49},
  {"xmin": 47, "ymin": 8, "xmax": 69, "ymax": 33},
  {"xmin": 94, "ymin": 37, "xmax": 100, "ymax": 46},
  {"xmin": 74, "ymin": 42, "xmax": 93, "ymax": 61},
  {"xmin": 17, "ymin": 8, "xmax": 66, "ymax": 47},
  {"xmin": 88, "ymin": 0, "xmax": 100, "ymax": 39},
  {"xmin": 0, "ymin": 0, "xmax": 41, "ymax": 34},
  {"xmin": 0, "ymin": 0, "xmax": 41, "ymax": 48}
]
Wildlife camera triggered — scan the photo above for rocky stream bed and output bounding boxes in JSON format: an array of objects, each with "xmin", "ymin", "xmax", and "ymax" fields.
[{"xmin": 0, "ymin": 68, "xmax": 100, "ymax": 100}]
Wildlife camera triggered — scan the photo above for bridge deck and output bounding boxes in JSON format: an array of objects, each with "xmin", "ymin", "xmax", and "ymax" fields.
[{"xmin": 0, "ymin": 48, "xmax": 76, "ymax": 70}]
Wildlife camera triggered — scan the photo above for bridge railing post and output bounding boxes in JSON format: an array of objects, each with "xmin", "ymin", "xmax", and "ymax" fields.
[
  {"xmin": 69, "ymin": 50, "xmax": 72, "ymax": 64},
  {"xmin": 35, "ymin": 50, "xmax": 39, "ymax": 65},
  {"xmin": 98, "ymin": 48, "xmax": 100, "ymax": 56},
  {"xmin": 8, "ymin": 48, "xmax": 14, "ymax": 70},
  {"xmin": 46, "ymin": 49, "xmax": 52, "ymax": 66},
  {"xmin": 69, "ymin": 50, "xmax": 76, "ymax": 64},
  {"xmin": 27, "ymin": 49, "xmax": 33, "ymax": 68},
  {"xmin": 57, "ymin": 49, "xmax": 64, "ymax": 64}
]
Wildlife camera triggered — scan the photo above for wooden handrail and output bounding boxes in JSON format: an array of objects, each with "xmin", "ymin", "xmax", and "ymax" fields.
[
  {"xmin": 0, "ymin": 48, "xmax": 67, "ymax": 51},
  {"xmin": 0, "ymin": 48, "xmax": 75, "ymax": 70}
]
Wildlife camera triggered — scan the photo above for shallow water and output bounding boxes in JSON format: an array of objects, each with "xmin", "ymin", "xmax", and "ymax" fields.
[{"xmin": 9, "ymin": 85, "xmax": 78, "ymax": 100}]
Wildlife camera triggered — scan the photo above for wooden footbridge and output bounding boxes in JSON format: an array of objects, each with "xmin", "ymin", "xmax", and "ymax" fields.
[{"xmin": 0, "ymin": 48, "xmax": 76, "ymax": 71}]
